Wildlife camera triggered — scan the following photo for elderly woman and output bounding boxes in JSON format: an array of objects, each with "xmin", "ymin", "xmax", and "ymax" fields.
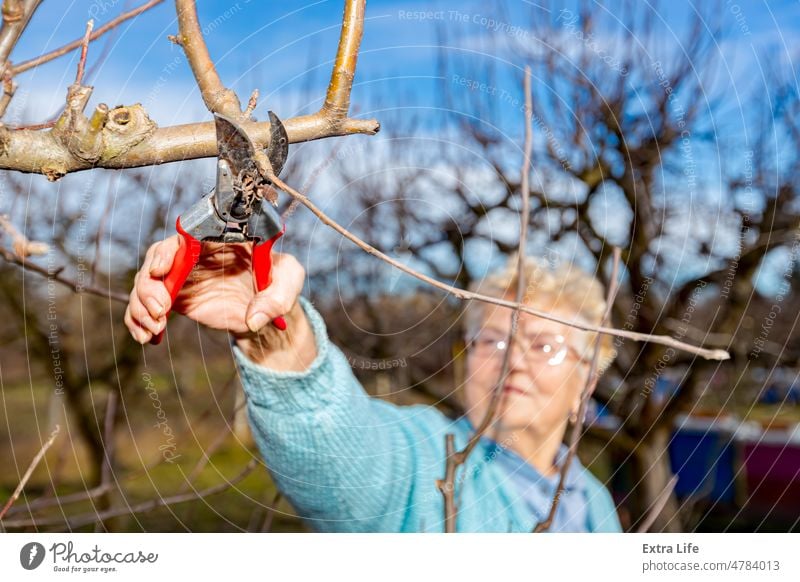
[{"xmin": 125, "ymin": 239, "xmax": 621, "ymax": 532}]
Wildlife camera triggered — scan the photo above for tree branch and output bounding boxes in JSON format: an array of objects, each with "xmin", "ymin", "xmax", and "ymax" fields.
[
  {"xmin": 1, "ymin": 458, "xmax": 258, "ymax": 529},
  {"xmin": 321, "ymin": 0, "xmax": 364, "ymax": 117},
  {"xmin": 0, "ymin": 0, "xmax": 41, "ymax": 65},
  {"xmin": 270, "ymin": 175, "xmax": 729, "ymax": 361},
  {"xmin": 636, "ymin": 475, "xmax": 679, "ymax": 533},
  {"xmin": 175, "ymin": 0, "xmax": 241, "ymax": 117},
  {"xmin": 0, "ymin": 424, "xmax": 60, "ymax": 521},
  {"xmin": 534, "ymin": 247, "xmax": 621, "ymax": 532},
  {"xmin": 0, "ymin": 0, "xmax": 379, "ymax": 179},
  {"xmin": 437, "ymin": 65, "xmax": 536, "ymax": 533},
  {"xmin": 0, "ymin": 217, "xmax": 128, "ymax": 303}
]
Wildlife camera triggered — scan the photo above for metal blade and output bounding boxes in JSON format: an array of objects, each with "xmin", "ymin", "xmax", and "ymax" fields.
[
  {"xmin": 267, "ymin": 110, "xmax": 289, "ymax": 177},
  {"xmin": 214, "ymin": 114, "xmax": 259, "ymax": 180}
]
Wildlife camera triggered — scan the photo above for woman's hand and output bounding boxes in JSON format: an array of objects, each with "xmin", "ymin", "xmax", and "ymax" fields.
[{"xmin": 124, "ymin": 236, "xmax": 317, "ymax": 370}]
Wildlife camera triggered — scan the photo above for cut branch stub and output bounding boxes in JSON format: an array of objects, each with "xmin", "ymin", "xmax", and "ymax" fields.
[
  {"xmin": 26, "ymin": 101, "xmax": 156, "ymax": 180},
  {"xmin": 2, "ymin": 0, "xmax": 23, "ymax": 24},
  {"xmin": 101, "ymin": 104, "xmax": 157, "ymax": 160}
]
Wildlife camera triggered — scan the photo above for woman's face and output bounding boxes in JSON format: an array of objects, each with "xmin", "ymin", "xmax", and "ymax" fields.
[{"xmin": 463, "ymin": 301, "xmax": 591, "ymax": 437}]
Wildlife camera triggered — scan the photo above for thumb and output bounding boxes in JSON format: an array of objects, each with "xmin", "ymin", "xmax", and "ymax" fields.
[
  {"xmin": 245, "ymin": 253, "xmax": 305, "ymax": 332},
  {"xmin": 148, "ymin": 235, "xmax": 182, "ymax": 277}
]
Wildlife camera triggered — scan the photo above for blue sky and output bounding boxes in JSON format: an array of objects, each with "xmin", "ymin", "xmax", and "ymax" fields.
[
  {"xmin": 9, "ymin": 0, "xmax": 797, "ymax": 127},
  {"xmin": 5, "ymin": 1, "xmax": 799, "ymax": 291}
]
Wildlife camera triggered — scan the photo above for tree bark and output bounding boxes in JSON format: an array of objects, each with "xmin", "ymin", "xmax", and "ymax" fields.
[{"xmin": 633, "ymin": 428, "xmax": 682, "ymax": 532}]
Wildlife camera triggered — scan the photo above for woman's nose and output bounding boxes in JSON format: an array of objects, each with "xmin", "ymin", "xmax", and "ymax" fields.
[{"xmin": 507, "ymin": 339, "xmax": 531, "ymax": 370}]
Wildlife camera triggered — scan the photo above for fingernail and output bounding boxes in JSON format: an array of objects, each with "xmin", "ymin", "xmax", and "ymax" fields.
[
  {"xmin": 146, "ymin": 298, "xmax": 165, "ymax": 317},
  {"xmin": 247, "ymin": 312, "xmax": 269, "ymax": 332}
]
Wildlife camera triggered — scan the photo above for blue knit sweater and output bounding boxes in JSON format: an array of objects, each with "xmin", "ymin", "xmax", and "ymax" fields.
[{"xmin": 233, "ymin": 296, "xmax": 622, "ymax": 533}]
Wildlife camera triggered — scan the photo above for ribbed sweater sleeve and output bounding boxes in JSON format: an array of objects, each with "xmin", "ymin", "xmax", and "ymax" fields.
[{"xmin": 233, "ymin": 295, "xmax": 429, "ymax": 532}]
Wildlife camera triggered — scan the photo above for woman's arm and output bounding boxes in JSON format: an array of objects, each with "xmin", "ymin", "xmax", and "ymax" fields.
[
  {"xmin": 234, "ymin": 295, "xmax": 448, "ymax": 532},
  {"xmin": 124, "ymin": 239, "xmax": 447, "ymax": 531}
]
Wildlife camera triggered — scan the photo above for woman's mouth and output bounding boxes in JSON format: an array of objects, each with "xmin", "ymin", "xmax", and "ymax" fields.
[{"xmin": 503, "ymin": 384, "xmax": 527, "ymax": 396}]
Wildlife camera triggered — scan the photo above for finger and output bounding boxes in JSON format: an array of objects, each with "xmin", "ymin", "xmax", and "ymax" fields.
[
  {"xmin": 149, "ymin": 235, "xmax": 181, "ymax": 277},
  {"xmin": 124, "ymin": 303, "xmax": 152, "ymax": 344},
  {"xmin": 129, "ymin": 292, "xmax": 166, "ymax": 335},
  {"xmin": 245, "ymin": 253, "xmax": 304, "ymax": 332},
  {"xmin": 135, "ymin": 259, "xmax": 173, "ymax": 319}
]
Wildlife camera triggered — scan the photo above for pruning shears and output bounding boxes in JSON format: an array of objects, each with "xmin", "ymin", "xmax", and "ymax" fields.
[{"xmin": 150, "ymin": 111, "xmax": 290, "ymax": 345}]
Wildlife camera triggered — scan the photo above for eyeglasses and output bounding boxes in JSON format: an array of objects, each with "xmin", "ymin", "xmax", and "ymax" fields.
[{"xmin": 465, "ymin": 328, "xmax": 585, "ymax": 367}]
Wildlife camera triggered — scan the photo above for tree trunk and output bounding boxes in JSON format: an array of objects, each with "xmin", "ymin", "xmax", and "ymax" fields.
[{"xmin": 633, "ymin": 428, "xmax": 682, "ymax": 532}]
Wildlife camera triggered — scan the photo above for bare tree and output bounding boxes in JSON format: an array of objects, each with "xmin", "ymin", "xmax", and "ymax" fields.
[
  {"xmin": 0, "ymin": 0, "xmax": 735, "ymax": 533},
  {"xmin": 432, "ymin": 1, "xmax": 797, "ymax": 531}
]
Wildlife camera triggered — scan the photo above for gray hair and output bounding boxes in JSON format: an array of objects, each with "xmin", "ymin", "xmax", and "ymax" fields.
[{"xmin": 462, "ymin": 252, "xmax": 616, "ymax": 371}]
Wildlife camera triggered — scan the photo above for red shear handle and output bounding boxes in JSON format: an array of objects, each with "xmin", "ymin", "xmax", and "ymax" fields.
[
  {"xmin": 252, "ymin": 225, "xmax": 287, "ymax": 331},
  {"xmin": 149, "ymin": 218, "xmax": 202, "ymax": 345}
]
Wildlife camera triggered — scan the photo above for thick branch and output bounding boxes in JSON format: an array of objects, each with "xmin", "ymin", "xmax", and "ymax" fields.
[
  {"xmin": 175, "ymin": 0, "xmax": 241, "ymax": 117},
  {"xmin": 0, "ymin": 0, "xmax": 379, "ymax": 178},
  {"xmin": 322, "ymin": 0, "xmax": 364, "ymax": 116},
  {"xmin": 0, "ymin": 0, "xmax": 41, "ymax": 65},
  {"xmin": 0, "ymin": 112, "xmax": 379, "ymax": 178}
]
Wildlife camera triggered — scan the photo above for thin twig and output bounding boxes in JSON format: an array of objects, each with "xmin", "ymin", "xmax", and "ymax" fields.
[
  {"xmin": 9, "ymin": 119, "xmax": 53, "ymax": 130},
  {"xmin": 637, "ymin": 475, "xmax": 679, "ymax": 533},
  {"xmin": 281, "ymin": 139, "xmax": 347, "ymax": 221},
  {"xmin": 2, "ymin": 459, "xmax": 258, "ymax": 529},
  {"xmin": 94, "ymin": 391, "xmax": 117, "ymax": 531},
  {"xmin": 0, "ymin": 218, "xmax": 125, "ymax": 302},
  {"xmin": 437, "ymin": 66, "xmax": 535, "ymax": 533},
  {"xmin": 268, "ymin": 179, "xmax": 728, "ymax": 361},
  {"xmin": 0, "ymin": 213, "xmax": 47, "ymax": 257},
  {"xmin": 462, "ymin": 65, "xmax": 534, "ymax": 459},
  {"xmin": 243, "ymin": 88, "xmax": 258, "ymax": 119},
  {"xmin": 3, "ymin": 484, "xmax": 112, "ymax": 516},
  {"xmin": 435, "ymin": 434, "xmax": 458, "ymax": 531},
  {"xmin": 11, "ymin": 0, "xmax": 164, "ymax": 75},
  {"xmin": 0, "ymin": 67, "xmax": 15, "ymax": 117},
  {"xmin": 0, "ymin": 424, "xmax": 60, "ymax": 521},
  {"xmin": 90, "ymin": 183, "xmax": 115, "ymax": 285},
  {"xmin": 99, "ymin": 391, "xmax": 117, "ymax": 487},
  {"xmin": 0, "ymin": 246, "xmax": 128, "ymax": 302},
  {"xmin": 534, "ymin": 246, "xmax": 622, "ymax": 532},
  {"xmin": 260, "ymin": 490, "xmax": 282, "ymax": 532},
  {"xmin": 74, "ymin": 19, "xmax": 93, "ymax": 86}
]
